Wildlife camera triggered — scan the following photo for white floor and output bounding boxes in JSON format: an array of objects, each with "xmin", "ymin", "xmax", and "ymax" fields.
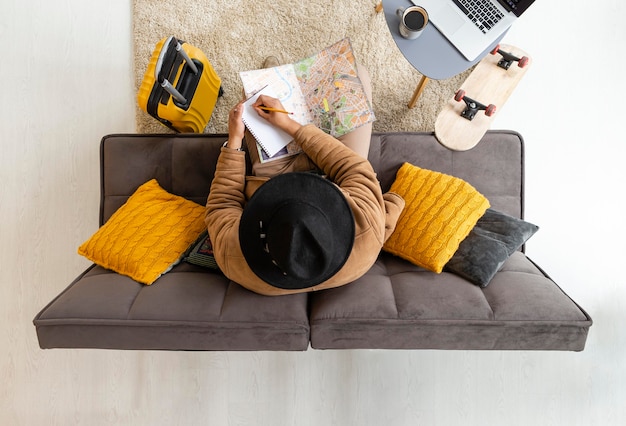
[{"xmin": 2, "ymin": 0, "xmax": 625, "ymax": 425}]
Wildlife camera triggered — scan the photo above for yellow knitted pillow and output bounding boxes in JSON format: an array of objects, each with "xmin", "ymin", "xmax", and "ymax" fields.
[
  {"xmin": 383, "ymin": 163, "xmax": 490, "ymax": 273},
  {"xmin": 78, "ymin": 179, "xmax": 206, "ymax": 285}
]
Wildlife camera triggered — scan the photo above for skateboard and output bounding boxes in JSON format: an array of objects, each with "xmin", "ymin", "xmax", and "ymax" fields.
[{"xmin": 434, "ymin": 44, "xmax": 531, "ymax": 151}]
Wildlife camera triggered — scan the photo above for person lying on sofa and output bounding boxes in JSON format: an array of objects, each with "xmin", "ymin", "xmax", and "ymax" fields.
[{"xmin": 205, "ymin": 65, "xmax": 404, "ymax": 296}]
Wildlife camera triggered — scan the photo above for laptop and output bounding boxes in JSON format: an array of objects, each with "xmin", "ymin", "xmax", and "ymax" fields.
[{"xmin": 412, "ymin": 0, "xmax": 535, "ymax": 61}]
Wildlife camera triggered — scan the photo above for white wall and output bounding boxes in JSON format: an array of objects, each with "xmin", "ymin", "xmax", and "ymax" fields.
[{"xmin": 2, "ymin": 0, "xmax": 624, "ymax": 425}]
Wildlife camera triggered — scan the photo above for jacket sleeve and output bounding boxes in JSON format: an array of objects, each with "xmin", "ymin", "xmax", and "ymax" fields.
[
  {"xmin": 294, "ymin": 125, "xmax": 405, "ymax": 244},
  {"xmin": 383, "ymin": 192, "xmax": 405, "ymax": 242},
  {"xmin": 204, "ymin": 148, "xmax": 247, "ymax": 270}
]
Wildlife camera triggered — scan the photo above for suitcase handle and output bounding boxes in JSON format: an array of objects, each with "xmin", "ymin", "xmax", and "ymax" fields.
[
  {"xmin": 160, "ymin": 79, "xmax": 187, "ymax": 104},
  {"xmin": 175, "ymin": 42, "xmax": 198, "ymax": 75},
  {"xmin": 154, "ymin": 36, "xmax": 199, "ymax": 105}
]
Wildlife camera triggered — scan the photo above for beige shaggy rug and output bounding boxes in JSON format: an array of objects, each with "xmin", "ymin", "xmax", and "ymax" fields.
[{"xmin": 132, "ymin": 0, "xmax": 468, "ymax": 134}]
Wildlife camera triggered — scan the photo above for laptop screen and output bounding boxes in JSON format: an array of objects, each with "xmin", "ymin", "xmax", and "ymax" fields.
[{"xmin": 496, "ymin": 0, "xmax": 535, "ymax": 17}]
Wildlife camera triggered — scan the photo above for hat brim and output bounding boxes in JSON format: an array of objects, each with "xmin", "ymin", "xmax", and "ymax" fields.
[{"xmin": 239, "ymin": 172, "xmax": 355, "ymax": 290}]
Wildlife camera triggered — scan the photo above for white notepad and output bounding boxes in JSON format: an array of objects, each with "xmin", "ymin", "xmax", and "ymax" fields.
[{"xmin": 241, "ymin": 86, "xmax": 293, "ymax": 158}]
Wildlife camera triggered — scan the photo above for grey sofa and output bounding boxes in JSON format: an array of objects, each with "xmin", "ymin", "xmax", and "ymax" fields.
[{"xmin": 33, "ymin": 131, "xmax": 592, "ymax": 351}]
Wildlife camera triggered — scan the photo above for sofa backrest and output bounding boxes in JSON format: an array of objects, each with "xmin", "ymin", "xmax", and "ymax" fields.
[
  {"xmin": 99, "ymin": 133, "xmax": 228, "ymax": 225},
  {"xmin": 368, "ymin": 131, "xmax": 525, "ymax": 219},
  {"xmin": 99, "ymin": 131, "xmax": 524, "ymax": 226}
]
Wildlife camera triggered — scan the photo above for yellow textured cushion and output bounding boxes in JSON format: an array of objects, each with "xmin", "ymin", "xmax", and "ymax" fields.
[
  {"xmin": 383, "ymin": 163, "xmax": 490, "ymax": 273},
  {"xmin": 78, "ymin": 179, "xmax": 206, "ymax": 285}
]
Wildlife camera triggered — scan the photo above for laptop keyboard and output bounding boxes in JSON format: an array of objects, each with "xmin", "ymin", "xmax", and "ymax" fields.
[{"xmin": 453, "ymin": 0, "xmax": 505, "ymax": 34}]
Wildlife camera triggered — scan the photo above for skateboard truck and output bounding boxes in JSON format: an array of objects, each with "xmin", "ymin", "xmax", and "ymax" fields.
[
  {"xmin": 491, "ymin": 44, "xmax": 530, "ymax": 70},
  {"xmin": 455, "ymin": 90, "xmax": 496, "ymax": 121}
]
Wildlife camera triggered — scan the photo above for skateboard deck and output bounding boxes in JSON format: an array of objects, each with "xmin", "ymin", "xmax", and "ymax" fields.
[{"xmin": 435, "ymin": 44, "xmax": 531, "ymax": 151}]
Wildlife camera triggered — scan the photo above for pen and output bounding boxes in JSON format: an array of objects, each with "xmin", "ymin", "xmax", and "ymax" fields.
[{"xmin": 258, "ymin": 106, "xmax": 294, "ymax": 115}]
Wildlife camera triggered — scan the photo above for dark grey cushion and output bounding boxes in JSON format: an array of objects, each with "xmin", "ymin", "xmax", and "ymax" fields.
[{"xmin": 445, "ymin": 209, "xmax": 539, "ymax": 287}]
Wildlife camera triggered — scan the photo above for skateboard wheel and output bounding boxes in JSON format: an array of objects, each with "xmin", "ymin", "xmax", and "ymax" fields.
[
  {"xmin": 485, "ymin": 104, "xmax": 496, "ymax": 116},
  {"xmin": 490, "ymin": 44, "xmax": 500, "ymax": 55},
  {"xmin": 454, "ymin": 90, "xmax": 465, "ymax": 102},
  {"xmin": 518, "ymin": 56, "xmax": 530, "ymax": 68}
]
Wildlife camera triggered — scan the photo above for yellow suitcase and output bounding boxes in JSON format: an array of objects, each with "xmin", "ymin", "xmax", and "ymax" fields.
[{"xmin": 137, "ymin": 36, "xmax": 222, "ymax": 133}]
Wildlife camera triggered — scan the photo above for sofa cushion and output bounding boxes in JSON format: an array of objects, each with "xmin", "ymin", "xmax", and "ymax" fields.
[
  {"xmin": 78, "ymin": 179, "xmax": 206, "ymax": 285},
  {"xmin": 445, "ymin": 209, "xmax": 539, "ymax": 287},
  {"xmin": 383, "ymin": 162, "xmax": 489, "ymax": 273},
  {"xmin": 34, "ymin": 263, "xmax": 311, "ymax": 351},
  {"xmin": 309, "ymin": 252, "xmax": 591, "ymax": 350}
]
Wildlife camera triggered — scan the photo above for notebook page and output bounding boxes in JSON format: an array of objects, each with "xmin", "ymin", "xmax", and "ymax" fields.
[{"xmin": 241, "ymin": 86, "xmax": 293, "ymax": 158}]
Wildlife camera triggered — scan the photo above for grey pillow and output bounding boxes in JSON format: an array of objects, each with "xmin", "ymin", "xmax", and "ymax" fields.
[{"xmin": 445, "ymin": 209, "xmax": 539, "ymax": 287}]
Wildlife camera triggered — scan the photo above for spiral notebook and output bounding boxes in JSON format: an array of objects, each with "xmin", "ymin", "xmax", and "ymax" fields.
[{"xmin": 241, "ymin": 86, "xmax": 293, "ymax": 158}]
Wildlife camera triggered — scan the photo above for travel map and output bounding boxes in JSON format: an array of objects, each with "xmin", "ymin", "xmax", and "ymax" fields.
[{"xmin": 239, "ymin": 38, "xmax": 375, "ymax": 138}]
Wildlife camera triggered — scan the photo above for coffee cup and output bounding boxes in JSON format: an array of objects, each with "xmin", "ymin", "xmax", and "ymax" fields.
[{"xmin": 396, "ymin": 6, "xmax": 429, "ymax": 40}]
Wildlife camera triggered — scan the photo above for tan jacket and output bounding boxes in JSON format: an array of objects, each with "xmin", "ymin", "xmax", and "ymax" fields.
[{"xmin": 205, "ymin": 125, "xmax": 405, "ymax": 295}]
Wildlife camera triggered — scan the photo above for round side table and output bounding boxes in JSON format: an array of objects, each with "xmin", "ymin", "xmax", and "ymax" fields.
[{"xmin": 376, "ymin": 0, "xmax": 505, "ymax": 107}]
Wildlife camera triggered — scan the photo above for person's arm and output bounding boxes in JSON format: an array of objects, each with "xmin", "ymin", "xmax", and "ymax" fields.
[
  {"xmin": 250, "ymin": 96, "xmax": 372, "ymax": 183},
  {"xmin": 294, "ymin": 125, "xmax": 405, "ymax": 243},
  {"xmin": 250, "ymin": 95, "xmax": 375, "ymax": 191},
  {"xmin": 204, "ymin": 103, "xmax": 248, "ymax": 269},
  {"xmin": 225, "ymin": 100, "xmax": 245, "ymax": 150}
]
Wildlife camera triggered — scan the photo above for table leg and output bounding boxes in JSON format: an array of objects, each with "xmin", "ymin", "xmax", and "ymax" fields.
[
  {"xmin": 408, "ymin": 76, "xmax": 430, "ymax": 109},
  {"xmin": 375, "ymin": 2, "xmax": 383, "ymax": 13}
]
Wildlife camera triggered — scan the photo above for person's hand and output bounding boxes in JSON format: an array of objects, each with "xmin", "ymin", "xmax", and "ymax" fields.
[
  {"xmin": 227, "ymin": 101, "xmax": 245, "ymax": 149},
  {"xmin": 252, "ymin": 95, "xmax": 301, "ymax": 136}
]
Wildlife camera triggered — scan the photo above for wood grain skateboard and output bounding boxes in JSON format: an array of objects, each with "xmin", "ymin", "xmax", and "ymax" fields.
[{"xmin": 435, "ymin": 44, "xmax": 531, "ymax": 151}]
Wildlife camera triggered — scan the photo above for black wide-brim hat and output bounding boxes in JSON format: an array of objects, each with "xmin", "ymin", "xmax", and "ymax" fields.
[{"xmin": 239, "ymin": 172, "xmax": 355, "ymax": 290}]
